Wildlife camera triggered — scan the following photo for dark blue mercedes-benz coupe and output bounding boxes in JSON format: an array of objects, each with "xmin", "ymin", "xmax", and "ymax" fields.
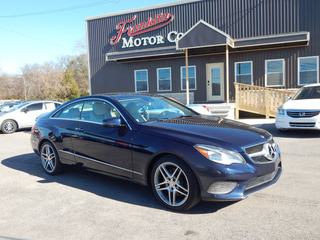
[{"xmin": 31, "ymin": 94, "xmax": 282, "ymax": 211}]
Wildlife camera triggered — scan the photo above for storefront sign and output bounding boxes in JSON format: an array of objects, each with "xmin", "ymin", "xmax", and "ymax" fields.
[{"xmin": 109, "ymin": 13, "xmax": 183, "ymax": 48}]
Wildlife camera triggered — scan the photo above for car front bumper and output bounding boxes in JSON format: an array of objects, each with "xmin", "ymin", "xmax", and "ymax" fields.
[
  {"xmin": 196, "ymin": 152, "xmax": 282, "ymax": 202},
  {"xmin": 275, "ymin": 113, "xmax": 320, "ymax": 130}
]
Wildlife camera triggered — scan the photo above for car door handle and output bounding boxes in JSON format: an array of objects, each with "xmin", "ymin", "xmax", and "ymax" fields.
[{"xmin": 74, "ymin": 127, "xmax": 84, "ymax": 132}]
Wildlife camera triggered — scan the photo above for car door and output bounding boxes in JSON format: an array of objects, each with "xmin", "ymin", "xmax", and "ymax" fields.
[
  {"xmin": 50, "ymin": 101, "xmax": 84, "ymax": 164},
  {"xmin": 19, "ymin": 103, "xmax": 44, "ymax": 128},
  {"xmin": 71, "ymin": 100, "xmax": 134, "ymax": 179}
]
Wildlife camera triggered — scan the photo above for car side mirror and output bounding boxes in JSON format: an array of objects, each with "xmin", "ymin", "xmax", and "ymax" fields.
[
  {"xmin": 22, "ymin": 108, "xmax": 29, "ymax": 113},
  {"xmin": 102, "ymin": 117, "xmax": 125, "ymax": 128},
  {"xmin": 286, "ymin": 96, "xmax": 292, "ymax": 101}
]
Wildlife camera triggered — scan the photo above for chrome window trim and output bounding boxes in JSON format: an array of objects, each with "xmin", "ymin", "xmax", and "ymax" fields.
[
  {"xmin": 59, "ymin": 150, "xmax": 143, "ymax": 176},
  {"xmin": 50, "ymin": 98, "xmax": 132, "ymax": 130}
]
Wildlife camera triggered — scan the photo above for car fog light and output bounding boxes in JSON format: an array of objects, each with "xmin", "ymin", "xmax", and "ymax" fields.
[{"xmin": 207, "ymin": 181, "xmax": 238, "ymax": 194}]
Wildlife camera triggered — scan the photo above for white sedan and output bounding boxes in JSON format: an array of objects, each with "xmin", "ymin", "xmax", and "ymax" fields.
[
  {"xmin": 0, "ymin": 100, "xmax": 62, "ymax": 134},
  {"xmin": 275, "ymin": 84, "xmax": 320, "ymax": 131},
  {"xmin": 186, "ymin": 104, "xmax": 212, "ymax": 115}
]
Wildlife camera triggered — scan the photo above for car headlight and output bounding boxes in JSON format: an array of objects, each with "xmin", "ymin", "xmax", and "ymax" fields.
[
  {"xmin": 277, "ymin": 106, "xmax": 285, "ymax": 115},
  {"xmin": 194, "ymin": 144, "xmax": 246, "ymax": 165}
]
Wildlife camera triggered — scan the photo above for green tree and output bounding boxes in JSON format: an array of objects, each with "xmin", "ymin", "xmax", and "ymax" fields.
[
  {"xmin": 61, "ymin": 69, "xmax": 80, "ymax": 100},
  {"xmin": 67, "ymin": 53, "xmax": 89, "ymax": 96}
]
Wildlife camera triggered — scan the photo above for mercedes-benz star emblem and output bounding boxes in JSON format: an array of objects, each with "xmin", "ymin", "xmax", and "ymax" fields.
[{"xmin": 263, "ymin": 143, "xmax": 277, "ymax": 161}]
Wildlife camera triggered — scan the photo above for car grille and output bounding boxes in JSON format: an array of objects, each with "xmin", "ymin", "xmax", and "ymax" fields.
[
  {"xmin": 245, "ymin": 139, "xmax": 279, "ymax": 163},
  {"xmin": 289, "ymin": 122, "xmax": 316, "ymax": 128},
  {"xmin": 287, "ymin": 111, "xmax": 320, "ymax": 118},
  {"xmin": 246, "ymin": 166, "xmax": 281, "ymax": 190}
]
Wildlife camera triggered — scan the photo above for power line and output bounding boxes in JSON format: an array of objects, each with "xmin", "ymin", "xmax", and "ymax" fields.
[
  {"xmin": 0, "ymin": 26, "xmax": 65, "ymax": 47},
  {"xmin": 0, "ymin": 0, "xmax": 118, "ymax": 18}
]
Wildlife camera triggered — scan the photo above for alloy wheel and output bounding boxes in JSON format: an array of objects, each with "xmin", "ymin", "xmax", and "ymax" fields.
[
  {"xmin": 41, "ymin": 143, "xmax": 57, "ymax": 173},
  {"xmin": 2, "ymin": 120, "xmax": 17, "ymax": 134},
  {"xmin": 153, "ymin": 162, "xmax": 190, "ymax": 207}
]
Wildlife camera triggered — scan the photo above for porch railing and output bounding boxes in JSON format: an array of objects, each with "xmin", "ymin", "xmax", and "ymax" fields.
[{"xmin": 234, "ymin": 83, "xmax": 296, "ymax": 119}]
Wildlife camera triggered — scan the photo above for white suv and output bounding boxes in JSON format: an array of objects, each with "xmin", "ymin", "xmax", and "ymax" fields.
[
  {"xmin": 275, "ymin": 84, "xmax": 320, "ymax": 131},
  {"xmin": 0, "ymin": 100, "xmax": 61, "ymax": 134}
]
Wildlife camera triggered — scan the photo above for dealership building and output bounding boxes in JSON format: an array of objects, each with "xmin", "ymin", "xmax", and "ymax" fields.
[{"xmin": 86, "ymin": 0, "xmax": 319, "ymax": 105}]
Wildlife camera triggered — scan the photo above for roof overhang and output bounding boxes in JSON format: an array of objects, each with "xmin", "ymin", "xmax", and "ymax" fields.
[
  {"xmin": 106, "ymin": 47, "xmax": 183, "ymax": 62},
  {"xmin": 176, "ymin": 20, "xmax": 234, "ymax": 50},
  {"xmin": 234, "ymin": 32, "xmax": 310, "ymax": 49},
  {"xmin": 176, "ymin": 20, "xmax": 309, "ymax": 54}
]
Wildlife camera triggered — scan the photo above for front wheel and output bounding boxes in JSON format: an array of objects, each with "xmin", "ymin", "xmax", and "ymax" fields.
[
  {"xmin": 151, "ymin": 156, "xmax": 200, "ymax": 211},
  {"xmin": 40, "ymin": 141, "xmax": 63, "ymax": 175},
  {"xmin": 1, "ymin": 120, "xmax": 17, "ymax": 134}
]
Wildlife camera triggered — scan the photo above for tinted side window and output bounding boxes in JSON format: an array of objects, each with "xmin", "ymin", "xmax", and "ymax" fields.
[
  {"xmin": 26, "ymin": 103, "xmax": 43, "ymax": 111},
  {"xmin": 56, "ymin": 102, "xmax": 83, "ymax": 120},
  {"xmin": 81, "ymin": 100, "xmax": 120, "ymax": 124}
]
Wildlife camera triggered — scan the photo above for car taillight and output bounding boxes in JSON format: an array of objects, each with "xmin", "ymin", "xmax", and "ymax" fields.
[{"xmin": 32, "ymin": 125, "xmax": 40, "ymax": 137}]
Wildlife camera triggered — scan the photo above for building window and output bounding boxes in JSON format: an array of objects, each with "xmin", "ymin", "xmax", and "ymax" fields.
[
  {"xmin": 298, "ymin": 56, "xmax": 319, "ymax": 85},
  {"xmin": 181, "ymin": 66, "xmax": 196, "ymax": 90},
  {"xmin": 157, "ymin": 68, "xmax": 172, "ymax": 91},
  {"xmin": 135, "ymin": 70, "xmax": 148, "ymax": 92},
  {"xmin": 265, "ymin": 59, "xmax": 285, "ymax": 87},
  {"xmin": 235, "ymin": 61, "xmax": 252, "ymax": 85}
]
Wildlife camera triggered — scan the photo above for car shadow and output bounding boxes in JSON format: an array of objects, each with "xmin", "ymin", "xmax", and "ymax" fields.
[
  {"xmin": 252, "ymin": 123, "xmax": 320, "ymax": 139},
  {"xmin": 1, "ymin": 153, "xmax": 235, "ymax": 214}
]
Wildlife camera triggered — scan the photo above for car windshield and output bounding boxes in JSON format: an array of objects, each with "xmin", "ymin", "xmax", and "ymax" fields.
[
  {"xmin": 293, "ymin": 86, "xmax": 320, "ymax": 100},
  {"xmin": 115, "ymin": 95, "xmax": 198, "ymax": 123},
  {"xmin": 4, "ymin": 102, "xmax": 29, "ymax": 113}
]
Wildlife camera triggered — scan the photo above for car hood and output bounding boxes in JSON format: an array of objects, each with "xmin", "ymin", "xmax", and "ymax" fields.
[
  {"xmin": 143, "ymin": 116, "xmax": 272, "ymax": 152},
  {"xmin": 283, "ymin": 99, "xmax": 320, "ymax": 110}
]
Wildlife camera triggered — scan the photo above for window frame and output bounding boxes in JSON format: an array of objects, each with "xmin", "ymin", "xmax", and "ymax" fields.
[
  {"xmin": 298, "ymin": 56, "xmax": 319, "ymax": 86},
  {"xmin": 157, "ymin": 67, "xmax": 172, "ymax": 92},
  {"xmin": 234, "ymin": 61, "xmax": 253, "ymax": 85},
  {"xmin": 134, "ymin": 69, "xmax": 149, "ymax": 93},
  {"xmin": 180, "ymin": 66, "xmax": 197, "ymax": 91},
  {"xmin": 265, "ymin": 59, "xmax": 285, "ymax": 87}
]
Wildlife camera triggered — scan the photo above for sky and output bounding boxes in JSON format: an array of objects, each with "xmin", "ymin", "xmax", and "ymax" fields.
[{"xmin": 0, "ymin": 0, "xmax": 179, "ymax": 75}]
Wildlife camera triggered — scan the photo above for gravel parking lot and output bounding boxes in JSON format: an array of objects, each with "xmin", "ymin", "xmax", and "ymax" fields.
[{"xmin": 0, "ymin": 121, "xmax": 319, "ymax": 240}]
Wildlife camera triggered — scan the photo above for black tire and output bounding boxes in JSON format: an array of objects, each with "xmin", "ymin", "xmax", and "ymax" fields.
[
  {"xmin": 40, "ymin": 141, "xmax": 63, "ymax": 175},
  {"xmin": 151, "ymin": 155, "xmax": 200, "ymax": 211},
  {"xmin": 1, "ymin": 120, "xmax": 17, "ymax": 134}
]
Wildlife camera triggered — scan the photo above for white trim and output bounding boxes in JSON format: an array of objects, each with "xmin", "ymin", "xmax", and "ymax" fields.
[
  {"xmin": 234, "ymin": 61, "xmax": 253, "ymax": 85},
  {"xmin": 298, "ymin": 56, "xmax": 319, "ymax": 86},
  {"xmin": 180, "ymin": 66, "xmax": 197, "ymax": 91},
  {"xmin": 265, "ymin": 59, "xmax": 285, "ymax": 87},
  {"xmin": 85, "ymin": 0, "xmax": 202, "ymax": 21},
  {"xmin": 134, "ymin": 69, "xmax": 149, "ymax": 93},
  {"xmin": 157, "ymin": 67, "xmax": 172, "ymax": 92}
]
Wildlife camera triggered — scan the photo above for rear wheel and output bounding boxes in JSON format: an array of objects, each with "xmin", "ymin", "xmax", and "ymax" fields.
[
  {"xmin": 1, "ymin": 120, "xmax": 17, "ymax": 134},
  {"xmin": 40, "ymin": 141, "xmax": 63, "ymax": 175},
  {"xmin": 151, "ymin": 156, "xmax": 200, "ymax": 211}
]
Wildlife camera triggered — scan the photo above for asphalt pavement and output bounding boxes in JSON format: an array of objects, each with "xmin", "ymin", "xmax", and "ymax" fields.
[{"xmin": 0, "ymin": 121, "xmax": 319, "ymax": 240}]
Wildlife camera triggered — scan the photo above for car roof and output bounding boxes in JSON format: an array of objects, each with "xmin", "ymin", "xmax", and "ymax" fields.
[
  {"xmin": 23, "ymin": 100, "xmax": 61, "ymax": 104},
  {"xmin": 302, "ymin": 83, "xmax": 320, "ymax": 88}
]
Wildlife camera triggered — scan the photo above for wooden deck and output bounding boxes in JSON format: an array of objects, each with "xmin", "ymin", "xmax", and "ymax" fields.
[{"xmin": 234, "ymin": 83, "xmax": 296, "ymax": 119}]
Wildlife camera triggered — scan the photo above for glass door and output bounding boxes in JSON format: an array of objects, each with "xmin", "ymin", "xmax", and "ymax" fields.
[{"xmin": 206, "ymin": 63, "xmax": 225, "ymax": 101}]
